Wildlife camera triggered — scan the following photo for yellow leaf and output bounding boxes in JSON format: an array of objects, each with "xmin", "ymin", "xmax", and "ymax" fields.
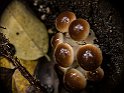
[
  {"xmin": 12, "ymin": 59, "xmax": 38, "ymax": 93},
  {"xmin": 0, "ymin": 0, "xmax": 49, "ymax": 60}
]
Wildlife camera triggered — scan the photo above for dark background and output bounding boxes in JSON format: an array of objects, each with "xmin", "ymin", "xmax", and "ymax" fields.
[{"xmin": 108, "ymin": 1, "xmax": 124, "ymax": 92}]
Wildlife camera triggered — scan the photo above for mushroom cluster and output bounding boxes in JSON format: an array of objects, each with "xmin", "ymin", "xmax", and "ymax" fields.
[{"xmin": 51, "ymin": 11, "xmax": 104, "ymax": 92}]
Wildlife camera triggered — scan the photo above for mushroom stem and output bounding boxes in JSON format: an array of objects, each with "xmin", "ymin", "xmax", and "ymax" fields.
[{"xmin": 58, "ymin": 65, "xmax": 70, "ymax": 74}]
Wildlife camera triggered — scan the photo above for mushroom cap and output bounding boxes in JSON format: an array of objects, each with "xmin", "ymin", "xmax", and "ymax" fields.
[
  {"xmin": 54, "ymin": 43, "xmax": 74, "ymax": 67},
  {"xmin": 69, "ymin": 18, "xmax": 90, "ymax": 41},
  {"xmin": 77, "ymin": 44, "xmax": 103, "ymax": 71},
  {"xmin": 63, "ymin": 68, "xmax": 87, "ymax": 91},
  {"xmin": 51, "ymin": 32, "xmax": 64, "ymax": 48},
  {"xmin": 55, "ymin": 11, "xmax": 76, "ymax": 33},
  {"xmin": 86, "ymin": 67, "xmax": 104, "ymax": 81}
]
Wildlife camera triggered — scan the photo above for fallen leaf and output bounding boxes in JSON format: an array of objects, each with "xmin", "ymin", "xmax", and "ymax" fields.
[
  {"xmin": 12, "ymin": 59, "xmax": 38, "ymax": 93},
  {"xmin": 0, "ymin": 0, "xmax": 49, "ymax": 60}
]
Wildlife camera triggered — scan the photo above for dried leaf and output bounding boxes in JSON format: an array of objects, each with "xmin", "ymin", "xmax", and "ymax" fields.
[
  {"xmin": 0, "ymin": 57, "xmax": 11, "ymax": 68},
  {"xmin": 0, "ymin": 0, "xmax": 49, "ymax": 60},
  {"xmin": 0, "ymin": 57, "xmax": 38, "ymax": 93},
  {"xmin": 12, "ymin": 59, "xmax": 38, "ymax": 93}
]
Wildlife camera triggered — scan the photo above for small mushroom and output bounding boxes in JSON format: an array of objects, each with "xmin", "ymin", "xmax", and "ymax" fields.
[
  {"xmin": 55, "ymin": 11, "xmax": 76, "ymax": 33},
  {"xmin": 51, "ymin": 32, "xmax": 64, "ymax": 48},
  {"xmin": 77, "ymin": 44, "xmax": 103, "ymax": 71},
  {"xmin": 86, "ymin": 67, "xmax": 104, "ymax": 81},
  {"xmin": 54, "ymin": 43, "xmax": 74, "ymax": 67},
  {"xmin": 63, "ymin": 68, "xmax": 87, "ymax": 91},
  {"xmin": 69, "ymin": 18, "xmax": 90, "ymax": 41}
]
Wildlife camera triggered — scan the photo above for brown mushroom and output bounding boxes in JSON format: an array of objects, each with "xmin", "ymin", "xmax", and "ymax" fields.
[
  {"xmin": 55, "ymin": 11, "xmax": 76, "ymax": 33},
  {"xmin": 51, "ymin": 32, "xmax": 64, "ymax": 48},
  {"xmin": 54, "ymin": 43, "xmax": 74, "ymax": 67},
  {"xmin": 86, "ymin": 67, "xmax": 104, "ymax": 81},
  {"xmin": 69, "ymin": 18, "xmax": 90, "ymax": 41},
  {"xmin": 63, "ymin": 68, "xmax": 87, "ymax": 91},
  {"xmin": 77, "ymin": 44, "xmax": 103, "ymax": 71}
]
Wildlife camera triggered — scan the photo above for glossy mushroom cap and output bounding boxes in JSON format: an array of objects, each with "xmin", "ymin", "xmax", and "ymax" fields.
[
  {"xmin": 63, "ymin": 68, "xmax": 87, "ymax": 91},
  {"xmin": 51, "ymin": 32, "xmax": 64, "ymax": 48},
  {"xmin": 55, "ymin": 11, "xmax": 76, "ymax": 33},
  {"xmin": 54, "ymin": 43, "xmax": 74, "ymax": 67},
  {"xmin": 77, "ymin": 44, "xmax": 103, "ymax": 71},
  {"xmin": 69, "ymin": 18, "xmax": 90, "ymax": 41},
  {"xmin": 86, "ymin": 67, "xmax": 104, "ymax": 81}
]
